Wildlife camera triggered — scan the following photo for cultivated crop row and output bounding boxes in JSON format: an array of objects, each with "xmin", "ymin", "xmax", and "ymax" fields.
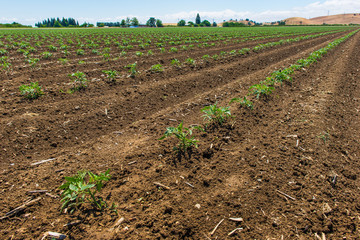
[
  {"xmin": 56, "ymin": 29, "xmax": 359, "ymax": 216},
  {"xmin": 12, "ymin": 29, "xmax": 352, "ymax": 97},
  {"xmin": 0, "ymin": 27, "xmax": 353, "ymax": 73}
]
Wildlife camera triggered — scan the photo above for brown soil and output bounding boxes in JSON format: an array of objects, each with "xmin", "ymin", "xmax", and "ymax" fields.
[{"xmin": 1, "ymin": 30, "xmax": 360, "ymax": 239}]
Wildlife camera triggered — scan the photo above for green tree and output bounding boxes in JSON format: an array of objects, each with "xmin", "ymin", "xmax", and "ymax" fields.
[
  {"xmin": 120, "ymin": 19, "xmax": 126, "ymax": 27},
  {"xmin": 61, "ymin": 18, "xmax": 68, "ymax": 27},
  {"xmin": 195, "ymin": 13, "xmax": 201, "ymax": 25},
  {"xmin": 131, "ymin": 17, "xmax": 139, "ymax": 26},
  {"xmin": 54, "ymin": 20, "xmax": 62, "ymax": 27},
  {"xmin": 125, "ymin": 17, "xmax": 130, "ymax": 27},
  {"xmin": 156, "ymin": 19, "xmax": 163, "ymax": 27},
  {"xmin": 188, "ymin": 21, "xmax": 195, "ymax": 26},
  {"xmin": 212, "ymin": 22, "xmax": 217, "ymax": 27},
  {"xmin": 177, "ymin": 19, "xmax": 186, "ymax": 26},
  {"xmin": 146, "ymin": 17, "xmax": 156, "ymax": 27},
  {"xmin": 202, "ymin": 20, "xmax": 211, "ymax": 26}
]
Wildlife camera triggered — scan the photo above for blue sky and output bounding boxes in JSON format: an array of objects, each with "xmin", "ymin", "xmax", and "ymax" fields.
[{"xmin": 1, "ymin": 0, "xmax": 359, "ymax": 25}]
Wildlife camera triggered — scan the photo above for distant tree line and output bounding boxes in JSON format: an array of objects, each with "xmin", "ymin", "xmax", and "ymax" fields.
[
  {"xmin": 35, "ymin": 18, "xmax": 83, "ymax": 28},
  {"xmin": 97, "ymin": 17, "xmax": 136, "ymax": 27},
  {"xmin": 146, "ymin": 17, "xmax": 163, "ymax": 27},
  {"xmin": 0, "ymin": 22, "xmax": 32, "ymax": 28},
  {"xmin": 177, "ymin": 13, "xmax": 217, "ymax": 27},
  {"xmin": 222, "ymin": 19, "xmax": 262, "ymax": 27},
  {"xmin": 97, "ymin": 22, "xmax": 121, "ymax": 27},
  {"xmin": 97, "ymin": 17, "xmax": 163, "ymax": 28},
  {"xmin": 222, "ymin": 22, "xmax": 247, "ymax": 27}
]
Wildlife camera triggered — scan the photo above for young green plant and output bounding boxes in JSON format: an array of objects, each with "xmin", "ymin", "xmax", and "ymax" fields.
[
  {"xmin": 69, "ymin": 71, "xmax": 88, "ymax": 91},
  {"xmin": 149, "ymin": 64, "xmax": 164, "ymax": 73},
  {"xmin": 159, "ymin": 121, "xmax": 202, "ymax": 155},
  {"xmin": 229, "ymin": 96, "xmax": 254, "ymax": 110},
  {"xmin": 249, "ymin": 84, "xmax": 274, "ymax": 99},
  {"xmin": 19, "ymin": 82, "xmax": 44, "ymax": 100},
  {"xmin": 102, "ymin": 70, "xmax": 119, "ymax": 82},
  {"xmin": 171, "ymin": 59, "xmax": 181, "ymax": 68},
  {"xmin": 59, "ymin": 170, "xmax": 111, "ymax": 213},
  {"xmin": 125, "ymin": 62, "xmax": 138, "ymax": 78},
  {"xmin": 201, "ymin": 102, "xmax": 231, "ymax": 126}
]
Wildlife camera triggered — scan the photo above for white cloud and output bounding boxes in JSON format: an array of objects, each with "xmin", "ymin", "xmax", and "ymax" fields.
[
  {"xmin": 103, "ymin": 0, "xmax": 360, "ymax": 24},
  {"xmin": 294, "ymin": 0, "xmax": 360, "ymax": 18},
  {"xmin": 156, "ymin": 0, "xmax": 360, "ymax": 23},
  {"xmin": 0, "ymin": 17, "xmax": 19, "ymax": 23},
  {"xmin": 6, "ymin": 0, "xmax": 360, "ymax": 26},
  {"xmin": 162, "ymin": 9, "xmax": 252, "ymax": 23}
]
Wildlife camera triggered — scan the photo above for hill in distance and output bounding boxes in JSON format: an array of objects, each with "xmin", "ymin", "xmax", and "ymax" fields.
[{"xmin": 284, "ymin": 13, "xmax": 360, "ymax": 25}]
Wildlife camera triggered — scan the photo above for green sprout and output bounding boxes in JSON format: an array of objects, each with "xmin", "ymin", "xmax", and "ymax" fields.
[
  {"xmin": 62, "ymin": 50, "xmax": 69, "ymax": 56},
  {"xmin": 202, "ymin": 54, "xmax": 210, "ymax": 62},
  {"xmin": 69, "ymin": 71, "xmax": 88, "ymax": 91},
  {"xmin": 48, "ymin": 45, "xmax": 57, "ymax": 52},
  {"xmin": 41, "ymin": 51, "xmax": 53, "ymax": 59},
  {"xmin": 102, "ymin": 70, "xmax": 119, "ymax": 82},
  {"xmin": 76, "ymin": 49, "xmax": 85, "ymax": 55},
  {"xmin": 26, "ymin": 58, "xmax": 40, "ymax": 69},
  {"xmin": 169, "ymin": 47, "xmax": 178, "ymax": 53},
  {"xmin": 58, "ymin": 58, "xmax": 69, "ymax": 65},
  {"xmin": 229, "ymin": 96, "xmax": 254, "ymax": 109},
  {"xmin": 0, "ymin": 48, "xmax": 8, "ymax": 55},
  {"xmin": 249, "ymin": 84, "xmax": 274, "ymax": 99},
  {"xmin": 92, "ymin": 49, "xmax": 100, "ymax": 55},
  {"xmin": 60, "ymin": 45, "xmax": 68, "ymax": 50},
  {"xmin": 238, "ymin": 48, "xmax": 250, "ymax": 55},
  {"xmin": 125, "ymin": 62, "xmax": 138, "ymax": 78},
  {"xmin": 317, "ymin": 131, "xmax": 330, "ymax": 143},
  {"xmin": 0, "ymin": 57, "xmax": 11, "ymax": 72},
  {"xmin": 271, "ymin": 69, "xmax": 294, "ymax": 85},
  {"xmin": 185, "ymin": 58, "xmax": 196, "ymax": 66},
  {"xmin": 149, "ymin": 64, "xmax": 164, "ymax": 73},
  {"xmin": 135, "ymin": 51, "xmax": 143, "ymax": 57},
  {"xmin": 102, "ymin": 53, "xmax": 110, "ymax": 61},
  {"xmin": 120, "ymin": 51, "xmax": 127, "ymax": 57},
  {"xmin": 27, "ymin": 47, "xmax": 37, "ymax": 53},
  {"xmin": 201, "ymin": 102, "xmax": 231, "ymax": 126},
  {"xmin": 19, "ymin": 82, "xmax": 44, "ymax": 100},
  {"xmin": 171, "ymin": 59, "xmax": 181, "ymax": 68},
  {"xmin": 212, "ymin": 54, "xmax": 219, "ymax": 60},
  {"xmin": 102, "ymin": 47, "xmax": 111, "ymax": 53},
  {"xmin": 229, "ymin": 50, "xmax": 237, "ymax": 55},
  {"xmin": 159, "ymin": 121, "xmax": 203, "ymax": 155},
  {"xmin": 60, "ymin": 170, "xmax": 111, "ymax": 213}
]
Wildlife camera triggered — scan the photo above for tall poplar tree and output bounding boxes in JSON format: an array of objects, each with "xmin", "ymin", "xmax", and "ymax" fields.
[{"xmin": 195, "ymin": 13, "xmax": 201, "ymax": 25}]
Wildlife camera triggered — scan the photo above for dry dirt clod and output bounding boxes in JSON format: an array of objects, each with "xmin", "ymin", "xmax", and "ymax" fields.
[{"xmin": 322, "ymin": 203, "xmax": 332, "ymax": 215}]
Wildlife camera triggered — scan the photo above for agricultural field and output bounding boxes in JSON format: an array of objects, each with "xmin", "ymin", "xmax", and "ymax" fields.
[{"xmin": 0, "ymin": 26, "xmax": 360, "ymax": 239}]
